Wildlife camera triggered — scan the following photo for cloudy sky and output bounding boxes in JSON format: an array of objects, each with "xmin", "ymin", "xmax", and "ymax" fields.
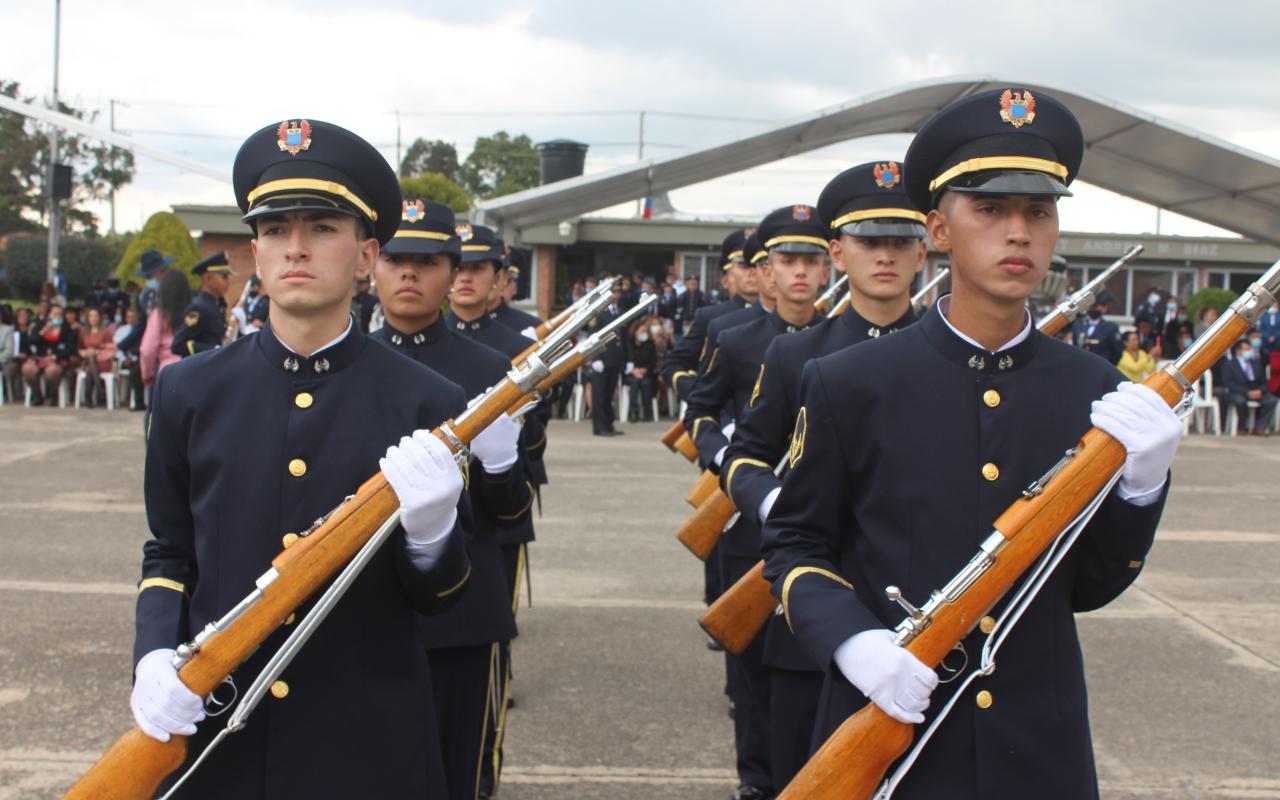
[{"xmin": 5, "ymin": 0, "xmax": 1280, "ymax": 238}]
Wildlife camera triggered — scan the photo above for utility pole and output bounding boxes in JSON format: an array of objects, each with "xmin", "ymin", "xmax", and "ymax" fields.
[
  {"xmin": 45, "ymin": 0, "xmax": 62, "ymax": 285},
  {"xmin": 636, "ymin": 110, "xmax": 646, "ymax": 216},
  {"xmin": 395, "ymin": 110, "xmax": 402, "ymax": 176},
  {"xmin": 109, "ymin": 98, "xmax": 117, "ymax": 235}
]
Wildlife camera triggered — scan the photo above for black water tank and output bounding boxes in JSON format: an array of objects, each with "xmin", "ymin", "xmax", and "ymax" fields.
[{"xmin": 536, "ymin": 139, "xmax": 589, "ymax": 185}]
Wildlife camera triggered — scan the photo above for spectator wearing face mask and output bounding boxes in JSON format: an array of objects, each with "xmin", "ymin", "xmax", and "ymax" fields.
[
  {"xmin": 23, "ymin": 305, "xmax": 76, "ymax": 405},
  {"xmin": 1163, "ymin": 305, "xmax": 1194, "ymax": 359},
  {"xmin": 1133, "ymin": 286, "xmax": 1165, "ymax": 329},
  {"xmin": 1259, "ymin": 301, "xmax": 1280, "ymax": 362},
  {"xmin": 140, "ymin": 271, "xmax": 192, "ymax": 389},
  {"xmin": 1222, "ymin": 333, "xmax": 1276, "ymax": 435},
  {"xmin": 623, "ymin": 315, "xmax": 661, "ymax": 422},
  {"xmin": 0, "ymin": 305, "xmax": 15, "ymax": 401},
  {"xmin": 1072, "ymin": 291, "xmax": 1123, "ymax": 365}
]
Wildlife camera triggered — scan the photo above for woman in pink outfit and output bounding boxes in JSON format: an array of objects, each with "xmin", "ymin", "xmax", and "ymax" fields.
[
  {"xmin": 77, "ymin": 307, "xmax": 117, "ymax": 407},
  {"xmin": 140, "ymin": 271, "xmax": 191, "ymax": 386}
]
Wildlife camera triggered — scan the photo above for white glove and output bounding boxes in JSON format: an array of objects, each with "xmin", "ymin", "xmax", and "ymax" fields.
[
  {"xmin": 1090, "ymin": 382, "xmax": 1181, "ymax": 505},
  {"xmin": 758, "ymin": 486, "xmax": 781, "ymax": 524},
  {"xmin": 381, "ymin": 432, "xmax": 463, "ymax": 555},
  {"xmin": 131, "ymin": 648, "xmax": 205, "ymax": 742},
  {"xmin": 469, "ymin": 412, "xmax": 521, "ymax": 474},
  {"xmin": 714, "ymin": 446, "xmax": 727, "ymax": 467},
  {"xmin": 834, "ymin": 629, "xmax": 938, "ymax": 724},
  {"xmin": 520, "ymin": 326, "xmax": 538, "ymax": 342},
  {"xmin": 625, "ymin": 361, "xmax": 635, "ymax": 374},
  {"xmin": 591, "ymin": 359, "xmax": 605, "ymax": 373},
  {"xmin": 721, "ymin": 421, "xmax": 736, "ymax": 440}
]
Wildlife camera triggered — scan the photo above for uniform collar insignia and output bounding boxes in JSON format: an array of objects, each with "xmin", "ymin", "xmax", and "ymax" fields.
[
  {"xmin": 998, "ymin": 355, "xmax": 1014, "ymax": 370},
  {"xmin": 413, "ymin": 332, "xmax": 426, "ymax": 345},
  {"xmin": 313, "ymin": 357, "xmax": 331, "ymax": 373},
  {"xmin": 968, "ymin": 354, "xmax": 986, "ymax": 371},
  {"xmin": 391, "ymin": 333, "xmax": 404, "ymax": 346},
  {"xmin": 867, "ymin": 326, "xmax": 881, "ymax": 338},
  {"xmin": 283, "ymin": 356, "xmax": 300, "ymax": 373}
]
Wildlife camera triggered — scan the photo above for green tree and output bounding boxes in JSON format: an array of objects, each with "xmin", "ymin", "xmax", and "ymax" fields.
[
  {"xmin": 3, "ymin": 234, "xmax": 112, "ymax": 301},
  {"xmin": 400, "ymin": 138, "xmax": 459, "ymax": 182},
  {"xmin": 459, "ymin": 131, "xmax": 539, "ymax": 200},
  {"xmin": 399, "ymin": 172, "xmax": 471, "ymax": 213},
  {"xmin": 0, "ymin": 81, "xmax": 136, "ymax": 236},
  {"xmin": 1187, "ymin": 287, "xmax": 1237, "ymax": 324},
  {"xmin": 114, "ymin": 212, "xmax": 201, "ymax": 289}
]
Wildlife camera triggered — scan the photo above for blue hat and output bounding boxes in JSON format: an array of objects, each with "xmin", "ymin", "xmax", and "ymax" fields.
[
  {"xmin": 719, "ymin": 228, "xmax": 749, "ymax": 270},
  {"xmin": 455, "ymin": 223, "xmax": 504, "ymax": 266},
  {"xmin": 818, "ymin": 161, "xmax": 926, "ymax": 239},
  {"xmin": 758, "ymin": 204, "xmax": 827, "ymax": 254},
  {"xmin": 192, "ymin": 251, "xmax": 232, "ymax": 275},
  {"xmin": 135, "ymin": 249, "xmax": 175, "ymax": 277},
  {"xmin": 233, "ymin": 118, "xmax": 402, "ymax": 245},
  {"xmin": 903, "ymin": 87, "xmax": 1083, "ymax": 212},
  {"xmin": 382, "ymin": 199, "xmax": 462, "ymax": 264}
]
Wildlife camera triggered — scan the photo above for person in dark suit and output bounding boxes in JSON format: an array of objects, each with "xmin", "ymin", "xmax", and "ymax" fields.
[
  {"xmin": 762, "ymin": 88, "xmax": 1181, "ymax": 799},
  {"xmin": 587, "ymin": 284, "xmax": 627, "ymax": 435},
  {"xmin": 171, "ymin": 252, "xmax": 232, "ymax": 357},
  {"xmin": 351, "ymin": 276, "xmax": 377, "ymax": 332},
  {"xmin": 128, "ymin": 118, "xmax": 471, "ymax": 800},
  {"xmin": 372, "ymin": 198, "xmax": 531, "ymax": 799},
  {"xmin": 1222, "ymin": 336, "xmax": 1276, "ymax": 435},
  {"xmin": 1072, "ymin": 290, "xmax": 1123, "ymax": 364}
]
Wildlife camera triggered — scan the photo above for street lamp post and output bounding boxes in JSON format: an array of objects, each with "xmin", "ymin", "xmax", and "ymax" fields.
[{"xmin": 45, "ymin": 0, "xmax": 62, "ymax": 285}]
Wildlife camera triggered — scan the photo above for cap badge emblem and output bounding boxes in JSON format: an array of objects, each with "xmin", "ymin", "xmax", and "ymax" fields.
[
  {"xmin": 873, "ymin": 162, "xmax": 901, "ymax": 189},
  {"xmin": 276, "ymin": 120, "xmax": 313, "ymax": 156},
  {"xmin": 456, "ymin": 224, "xmax": 474, "ymax": 242},
  {"xmin": 999, "ymin": 90, "xmax": 1036, "ymax": 128},
  {"xmin": 792, "ymin": 205, "xmax": 813, "ymax": 222},
  {"xmin": 403, "ymin": 200, "xmax": 425, "ymax": 222}
]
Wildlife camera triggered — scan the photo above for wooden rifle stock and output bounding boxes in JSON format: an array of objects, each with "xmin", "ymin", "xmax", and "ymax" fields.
[
  {"xmin": 778, "ymin": 264, "xmax": 1277, "ymax": 800},
  {"xmin": 675, "ymin": 488, "xmax": 735, "ymax": 560},
  {"xmin": 685, "ymin": 469, "xmax": 719, "ymax": 508},
  {"xmin": 63, "ymin": 378, "xmax": 533, "ymax": 800},
  {"xmin": 699, "ymin": 560, "xmax": 774, "ymax": 655},
  {"xmin": 673, "ymin": 431, "xmax": 699, "ymax": 462},
  {"xmin": 661, "ymin": 419, "xmax": 686, "ymax": 451}
]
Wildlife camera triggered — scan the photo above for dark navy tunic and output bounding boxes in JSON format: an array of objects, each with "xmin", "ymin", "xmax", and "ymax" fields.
[
  {"xmin": 135, "ymin": 320, "xmax": 471, "ymax": 800},
  {"xmin": 171, "ymin": 289, "xmax": 228, "ymax": 357},
  {"xmin": 761, "ymin": 304, "xmax": 1167, "ymax": 799},
  {"xmin": 489, "ymin": 301, "xmax": 542, "ymax": 334},
  {"xmin": 372, "ymin": 316, "xmax": 530, "ymax": 649},
  {"xmin": 659, "ymin": 295, "xmax": 748, "ymax": 401},
  {"xmin": 725, "ymin": 304, "xmax": 917, "ymax": 671}
]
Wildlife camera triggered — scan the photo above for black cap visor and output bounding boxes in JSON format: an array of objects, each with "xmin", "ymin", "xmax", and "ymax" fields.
[
  {"xmin": 838, "ymin": 219, "xmax": 927, "ymax": 239},
  {"xmin": 770, "ymin": 241, "xmax": 828, "ymax": 255},
  {"xmin": 937, "ymin": 170, "xmax": 1072, "ymax": 204}
]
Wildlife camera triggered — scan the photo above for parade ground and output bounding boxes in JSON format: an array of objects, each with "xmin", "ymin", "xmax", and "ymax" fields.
[{"xmin": 1, "ymin": 406, "xmax": 1278, "ymax": 799}]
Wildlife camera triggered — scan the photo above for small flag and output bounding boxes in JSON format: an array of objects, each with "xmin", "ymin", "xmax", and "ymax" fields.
[{"xmin": 642, "ymin": 197, "xmax": 653, "ymax": 220}]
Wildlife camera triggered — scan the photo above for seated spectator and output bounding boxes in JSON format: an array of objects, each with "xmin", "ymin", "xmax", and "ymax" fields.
[
  {"xmin": 77, "ymin": 307, "xmax": 117, "ymax": 408},
  {"xmin": 1135, "ymin": 317, "xmax": 1162, "ymax": 357},
  {"xmin": 22, "ymin": 304, "xmax": 75, "ymax": 405},
  {"xmin": 1197, "ymin": 304, "xmax": 1219, "ymax": 337},
  {"xmin": 1116, "ymin": 330, "xmax": 1157, "ymax": 383},
  {"xmin": 1260, "ymin": 300, "xmax": 1280, "ymax": 361},
  {"xmin": 0, "ymin": 304, "xmax": 15, "ymax": 401},
  {"xmin": 6, "ymin": 307, "xmax": 32, "ymax": 401},
  {"xmin": 623, "ymin": 315, "xmax": 660, "ymax": 422},
  {"xmin": 1222, "ymin": 335, "xmax": 1276, "ymax": 436},
  {"xmin": 1163, "ymin": 305, "xmax": 1194, "ymax": 360},
  {"xmin": 113, "ymin": 307, "xmax": 145, "ymax": 411},
  {"xmin": 62, "ymin": 305, "xmax": 84, "ymax": 373},
  {"xmin": 140, "ymin": 271, "xmax": 191, "ymax": 389},
  {"xmin": 40, "ymin": 280, "xmax": 66, "ymax": 309}
]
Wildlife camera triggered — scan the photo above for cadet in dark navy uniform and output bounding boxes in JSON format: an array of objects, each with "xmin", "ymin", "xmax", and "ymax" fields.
[
  {"xmin": 686, "ymin": 204, "xmax": 830, "ymax": 800},
  {"xmin": 445, "ymin": 221, "xmax": 546, "ymax": 794},
  {"xmin": 129, "ymin": 119, "xmax": 473, "ymax": 800},
  {"xmin": 372, "ymin": 198, "xmax": 533, "ymax": 800},
  {"xmin": 171, "ymin": 251, "xmax": 232, "ymax": 357},
  {"xmin": 762, "ymin": 89, "xmax": 1183, "ymax": 799},
  {"xmin": 1072, "ymin": 290, "xmax": 1124, "ymax": 364},
  {"xmin": 490, "ymin": 248, "xmax": 542, "ymax": 334},
  {"xmin": 723, "ymin": 160, "xmax": 927, "ymax": 789},
  {"xmin": 586, "ymin": 281, "xmax": 627, "ymax": 436},
  {"xmin": 659, "ymin": 229, "xmax": 758, "ymax": 402}
]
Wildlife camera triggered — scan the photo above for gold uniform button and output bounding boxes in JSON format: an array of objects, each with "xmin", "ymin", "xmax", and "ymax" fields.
[
  {"xmin": 284, "ymin": 613, "xmax": 296, "ymax": 626},
  {"xmin": 282, "ymin": 532, "xmax": 299, "ymax": 549},
  {"xmin": 983, "ymin": 389, "xmax": 1001, "ymax": 408},
  {"xmin": 979, "ymin": 615, "xmax": 996, "ymax": 634},
  {"xmin": 975, "ymin": 690, "xmax": 993, "ymax": 709},
  {"xmin": 288, "ymin": 459, "xmax": 307, "ymax": 477},
  {"xmin": 295, "ymin": 392, "xmax": 314, "ymax": 409},
  {"xmin": 270, "ymin": 680, "xmax": 289, "ymax": 699},
  {"xmin": 982, "ymin": 462, "xmax": 999, "ymax": 481}
]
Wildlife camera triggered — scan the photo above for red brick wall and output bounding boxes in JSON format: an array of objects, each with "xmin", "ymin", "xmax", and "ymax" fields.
[{"xmin": 536, "ymin": 244, "xmax": 558, "ymax": 319}]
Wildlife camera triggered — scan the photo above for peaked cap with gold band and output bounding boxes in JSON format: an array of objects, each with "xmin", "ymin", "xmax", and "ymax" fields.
[
  {"xmin": 719, "ymin": 227, "xmax": 749, "ymax": 271},
  {"xmin": 743, "ymin": 230, "xmax": 767, "ymax": 266},
  {"xmin": 903, "ymin": 87, "xmax": 1083, "ymax": 212},
  {"xmin": 817, "ymin": 160, "xmax": 926, "ymax": 239},
  {"xmin": 233, "ymin": 118, "xmax": 402, "ymax": 245},
  {"xmin": 192, "ymin": 250, "xmax": 233, "ymax": 275},
  {"xmin": 455, "ymin": 223, "xmax": 505, "ymax": 266},
  {"xmin": 383, "ymin": 198, "xmax": 462, "ymax": 263},
  {"xmin": 757, "ymin": 203, "xmax": 827, "ymax": 254}
]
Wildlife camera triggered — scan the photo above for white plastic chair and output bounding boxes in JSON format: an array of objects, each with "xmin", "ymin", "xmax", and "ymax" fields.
[
  {"xmin": 76, "ymin": 368, "xmax": 119, "ymax": 410},
  {"xmin": 1186, "ymin": 372, "xmax": 1220, "ymax": 436},
  {"xmin": 570, "ymin": 382, "xmax": 585, "ymax": 422}
]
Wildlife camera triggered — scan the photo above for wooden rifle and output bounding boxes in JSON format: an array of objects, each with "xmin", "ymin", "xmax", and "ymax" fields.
[
  {"xmin": 677, "ymin": 273, "xmax": 953, "ymax": 562},
  {"xmin": 62, "ymin": 315, "xmax": 592, "ymax": 800},
  {"xmin": 778, "ymin": 258, "xmax": 1279, "ymax": 799},
  {"xmin": 514, "ymin": 278, "xmax": 617, "ymax": 364},
  {"xmin": 699, "ymin": 249, "xmax": 1143, "ymax": 656}
]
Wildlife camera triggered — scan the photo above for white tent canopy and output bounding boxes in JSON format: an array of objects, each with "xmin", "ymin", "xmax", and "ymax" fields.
[{"xmin": 476, "ymin": 76, "xmax": 1280, "ymax": 246}]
